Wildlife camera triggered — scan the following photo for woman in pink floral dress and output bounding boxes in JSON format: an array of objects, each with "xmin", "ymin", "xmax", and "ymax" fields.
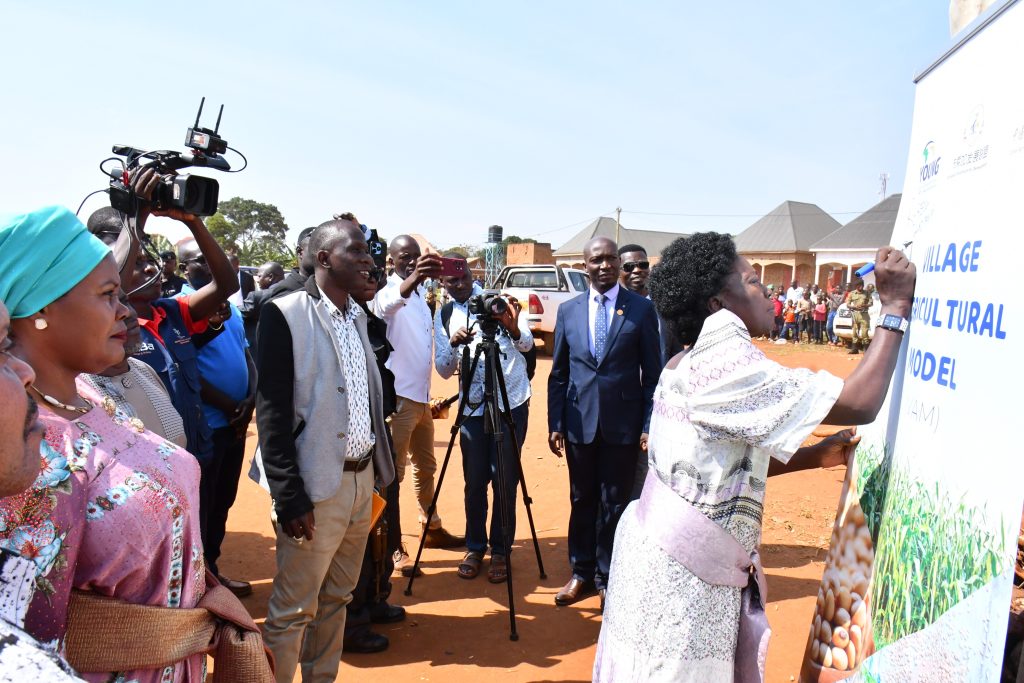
[{"xmin": 0, "ymin": 206, "xmax": 209, "ymax": 682}]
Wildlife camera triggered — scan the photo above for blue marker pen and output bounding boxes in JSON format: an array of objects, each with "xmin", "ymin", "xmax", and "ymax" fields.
[{"xmin": 855, "ymin": 262, "xmax": 875, "ymax": 278}]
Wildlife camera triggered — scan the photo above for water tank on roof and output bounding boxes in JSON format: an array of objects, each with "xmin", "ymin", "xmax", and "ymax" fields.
[{"xmin": 487, "ymin": 225, "xmax": 503, "ymax": 243}]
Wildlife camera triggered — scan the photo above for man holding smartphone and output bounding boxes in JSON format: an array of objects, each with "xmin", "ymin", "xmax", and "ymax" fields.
[{"xmin": 372, "ymin": 236, "xmax": 463, "ymax": 570}]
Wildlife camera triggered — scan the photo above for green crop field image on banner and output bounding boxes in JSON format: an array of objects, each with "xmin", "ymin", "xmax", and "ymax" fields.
[{"xmin": 800, "ymin": 2, "xmax": 1024, "ymax": 680}]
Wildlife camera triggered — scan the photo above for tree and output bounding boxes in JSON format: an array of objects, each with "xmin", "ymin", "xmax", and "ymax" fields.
[
  {"xmin": 147, "ymin": 234, "xmax": 173, "ymax": 256},
  {"xmin": 442, "ymin": 245, "xmax": 471, "ymax": 258},
  {"xmin": 206, "ymin": 197, "xmax": 293, "ymax": 266},
  {"xmin": 501, "ymin": 235, "xmax": 536, "ymax": 247}
]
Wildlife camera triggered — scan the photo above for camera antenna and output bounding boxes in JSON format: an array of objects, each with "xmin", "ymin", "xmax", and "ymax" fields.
[
  {"xmin": 214, "ymin": 104, "xmax": 224, "ymax": 135},
  {"xmin": 194, "ymin": 97, "xmax": 205, "ymax": 128}
]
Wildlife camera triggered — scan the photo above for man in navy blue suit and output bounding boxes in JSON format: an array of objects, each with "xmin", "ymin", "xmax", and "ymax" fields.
[{"xmin": 548, "ymin": 237, "xmax": 662, "ymax": 609}]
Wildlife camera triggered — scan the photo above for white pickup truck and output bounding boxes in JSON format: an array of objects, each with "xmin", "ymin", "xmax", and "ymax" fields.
[{"xmin": 492, "ymin": 264, "xmax": 590, "ymax": 353}]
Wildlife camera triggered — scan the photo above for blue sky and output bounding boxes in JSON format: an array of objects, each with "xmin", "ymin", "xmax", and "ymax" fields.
[{"xmin": 0, "ymin": 1, "xmax": 952, "ymax": 254}]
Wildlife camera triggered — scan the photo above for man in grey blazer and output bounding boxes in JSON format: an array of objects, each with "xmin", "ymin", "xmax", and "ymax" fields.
[{"xmin": 256, "ymin": 218, "xmax": 396, "ymax": 683}]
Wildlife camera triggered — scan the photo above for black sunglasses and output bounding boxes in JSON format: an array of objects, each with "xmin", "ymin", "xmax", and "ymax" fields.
[
  {"xmin": 182, "ymin": 255, "xmax": 207, "ymax": 266},
  {"xmin": 622, "ymin": 260, "xmax": 650, "ymax": 273}
]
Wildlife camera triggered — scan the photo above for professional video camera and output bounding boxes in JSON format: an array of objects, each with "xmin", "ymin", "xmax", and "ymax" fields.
[
  {"xmin": 106, "ymin": 98, "xmax": 242, "ymax": 217},
  {"xmin": 467, "ymin": 290, "xmax": 509, "ymax": 324}
]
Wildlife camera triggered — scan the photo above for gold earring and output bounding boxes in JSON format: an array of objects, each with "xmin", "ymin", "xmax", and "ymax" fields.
[{"xmin": 34, "ymin": 318, "xmax": 48, "ymax": 330}]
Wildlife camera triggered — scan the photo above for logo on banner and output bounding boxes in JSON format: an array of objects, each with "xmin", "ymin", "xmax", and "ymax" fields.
[
  {"xmin": 952, "ymin": 105, "xmax": 989, "ymax": 173},
  {"xmin": 919, "ymin": 141, "xmax": 941, "ymax": 183}
]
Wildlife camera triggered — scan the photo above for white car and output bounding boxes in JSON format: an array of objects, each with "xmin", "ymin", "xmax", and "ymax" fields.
[
  {"xmin": 492, "ymin": 265, "xmax": 591, "ymax": 353},
  {"xmin": 833, "ymin": 291, "xmax": 881, "ymax": 341}
]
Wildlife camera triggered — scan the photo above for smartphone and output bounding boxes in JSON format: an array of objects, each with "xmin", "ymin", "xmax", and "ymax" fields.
[{"xmin": 439, "ymin": 257, "xmax": 467, "ymax": 278}]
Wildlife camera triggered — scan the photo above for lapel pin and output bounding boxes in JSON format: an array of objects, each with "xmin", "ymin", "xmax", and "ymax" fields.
[{"xmin": 616, "ymin": 309, "xmax": 624, "ymax": 316}]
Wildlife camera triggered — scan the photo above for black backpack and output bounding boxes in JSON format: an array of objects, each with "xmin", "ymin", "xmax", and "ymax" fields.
[{"xmin": 440, "ymin": 301, "xmax": 537, "ymax": 380}]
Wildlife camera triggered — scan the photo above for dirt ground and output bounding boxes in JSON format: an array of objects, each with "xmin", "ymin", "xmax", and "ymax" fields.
[{"xmin": 219, "ymin": 342, "xmax": 864, "ymax": 682}]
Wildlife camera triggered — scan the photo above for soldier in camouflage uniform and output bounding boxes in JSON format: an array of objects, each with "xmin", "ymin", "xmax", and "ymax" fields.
[{"xmin": 846, "ymin": 279, "xmax": 872, "ymax": 354}]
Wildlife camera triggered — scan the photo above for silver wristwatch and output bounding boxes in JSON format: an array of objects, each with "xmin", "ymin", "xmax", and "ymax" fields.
[{"xmin": 876, "ymin": 313, "xmax": 909, "ymax": 334}]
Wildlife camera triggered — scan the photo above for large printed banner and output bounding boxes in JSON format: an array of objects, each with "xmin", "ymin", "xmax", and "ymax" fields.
[{"xmin": 799, "ymin": 3, "xmax": 1024, "ymax": 681}]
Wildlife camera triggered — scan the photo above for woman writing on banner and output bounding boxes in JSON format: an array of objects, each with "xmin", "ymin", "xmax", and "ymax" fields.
[
  {"xmin": 594, "ymin": 233, "xmax": 915, "ymax": 683},
  {"xmin": 0, "ymin": 205, "xmax": 271, "ymax": 682}
]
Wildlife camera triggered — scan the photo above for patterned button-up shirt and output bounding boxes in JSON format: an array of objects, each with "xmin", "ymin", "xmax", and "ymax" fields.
[
  {"xmin": 322, "ymin": 295, "xmax": 375, "ymax": 460},
  {"xmin": 433, "ymin": 286, "xmax": 533, "ymax": 416}
]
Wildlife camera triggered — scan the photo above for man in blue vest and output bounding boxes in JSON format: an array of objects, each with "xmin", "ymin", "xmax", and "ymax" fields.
[
  {"xmin": 125, "ymin": 205, "xmax": 238, "ymax": 520},
  {"xmin": 178, "ymin": 240, "xmax": 256, "ymax": 597}
]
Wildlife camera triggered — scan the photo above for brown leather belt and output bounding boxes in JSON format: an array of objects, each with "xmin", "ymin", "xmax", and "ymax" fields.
[{"xmin": 344, "ymin": 456, "xmax": 372, "ymax": 472}]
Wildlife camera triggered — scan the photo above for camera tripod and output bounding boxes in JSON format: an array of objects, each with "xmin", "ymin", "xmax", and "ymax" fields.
[{"xmin": 404, "ymin": 321, "xmax": 546, "ymax": 641}]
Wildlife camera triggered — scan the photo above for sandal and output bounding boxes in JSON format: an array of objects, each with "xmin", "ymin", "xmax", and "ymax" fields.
[
  {"xmin": 488, "ymin": 554, "xmax": 508, "ymax": 584},
  {"xmin": 458, "ymin": 551, "xmax": 483, "ymax": 579}
]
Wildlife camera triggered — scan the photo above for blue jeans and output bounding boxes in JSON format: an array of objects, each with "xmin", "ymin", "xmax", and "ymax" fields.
[
  {"xmin": 461, "ymin": 401, "xmax": 529, "ymax": 556},
  {"xmin": 826, "ymin": 310, "xmax": 837, "ymax": 342}
]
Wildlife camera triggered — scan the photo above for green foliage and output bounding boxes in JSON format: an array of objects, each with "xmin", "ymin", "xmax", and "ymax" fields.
[
  {"xmin": 147, "ymin": 234, "xmax": 173, "ymax": 256},
  {"xmin": 501, "ymin": 235, "xmax": 536, "ymax": 247},
  {"xmin": 207, "ymin": 197, "xmax": 293, "ymax": 267},
  {"xmin": 443, "ymin": 245, "xmax": 470, "ymax": 257},
  {"xmin": 867, "ymin": 451, "xmax": 1007, "ymax": 648}
]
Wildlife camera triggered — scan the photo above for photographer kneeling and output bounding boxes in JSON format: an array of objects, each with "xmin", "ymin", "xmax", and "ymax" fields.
[{"xmin": 433, "ymin": 254, "xmax": 533, "ymax": 584}]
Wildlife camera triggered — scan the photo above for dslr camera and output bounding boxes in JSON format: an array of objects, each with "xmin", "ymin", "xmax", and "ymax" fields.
[
  {"xmin": 468, "ymin": 290, "xmax": 510, "ymax": 333},
  {"xmin": 107, "ymin": 98, "xmax": 234, "ymax": 217}
]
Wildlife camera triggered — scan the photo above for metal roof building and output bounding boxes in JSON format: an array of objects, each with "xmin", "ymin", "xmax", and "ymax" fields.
[
  {"xmin": 810, "ymin": 194, "xmax": 901, "ymax": 288},
  {"xmin": 732, "ymin": 201, "xmax": 841, "ymax": 288},
  {"xmin": 553, "ymin": 216, "xmax": 687, "ymax": 268}
]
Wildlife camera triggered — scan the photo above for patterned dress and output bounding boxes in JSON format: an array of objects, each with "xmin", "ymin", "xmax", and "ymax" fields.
[
  {"xmin": 0, "ymin": 548, "xmax": 84, "ymax": 681},
  {"xmin": 594, "ymin": 309, "xmax": 843, "ymax": 682},
  {"xmin": 0, "ymin": 380, "xmax": 206, "ymax": 683}
]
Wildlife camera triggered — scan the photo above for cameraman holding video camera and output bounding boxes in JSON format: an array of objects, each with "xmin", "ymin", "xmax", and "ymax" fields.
[{"xmin": 434, "ymin": 253, "xmax": 533, "ymax": 584}]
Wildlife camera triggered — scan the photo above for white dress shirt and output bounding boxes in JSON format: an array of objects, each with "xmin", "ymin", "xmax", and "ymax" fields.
[
  {"xmin": 322, "ymin": 295, "xmax": 375, "ymax": 460},
  {"xmin": 434, "ymin": 286, "xmax": 534, "ymax": 415},
  {"xmin": 371, "ymin": 273, "xmax": 434, "ymax": 403},
  {"xmin": 228, "ymin": 272, "xmax": 245, "ymax": 308},
  {"xmin": 588, "ymin": 283, "xmax": 620, "ymax": 358}
]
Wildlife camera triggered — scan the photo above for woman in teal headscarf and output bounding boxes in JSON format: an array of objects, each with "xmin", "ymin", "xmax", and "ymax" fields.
[{"xmin": 0, "ymin": 206, "xmax": 270, "ymax": 682}]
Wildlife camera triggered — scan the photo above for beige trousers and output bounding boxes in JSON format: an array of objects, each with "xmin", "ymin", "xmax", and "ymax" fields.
[
  {"xmin": 263, "ymin": 464, "xmax": 373, "ymax": 683},
  {"xmin": 389, "ymin": 396, "xmax": 441, "ymax": 528}
]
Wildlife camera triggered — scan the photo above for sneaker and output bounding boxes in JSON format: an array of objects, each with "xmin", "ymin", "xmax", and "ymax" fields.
[{"xmin": 393, "ymin": 544, "xmax": 422, "ymax": 577}]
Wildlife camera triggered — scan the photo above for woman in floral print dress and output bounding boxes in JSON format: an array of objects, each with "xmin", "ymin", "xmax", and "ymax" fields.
[
  {"xmin": 0, "ymin": 206, "xmax": 208, "ymax": 682},
  {"xmin": 594, "ymin": 233, "xmax": 916, "ymax": 682}
]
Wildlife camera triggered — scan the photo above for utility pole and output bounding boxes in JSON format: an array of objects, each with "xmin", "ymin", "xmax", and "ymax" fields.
[
  {"xmin": 879, "ymin": 172, "xmax": 889, "ymax": 199},
  {"xmin": 615, "ymin": 206, "xmax": 622, "ymax": 244}
]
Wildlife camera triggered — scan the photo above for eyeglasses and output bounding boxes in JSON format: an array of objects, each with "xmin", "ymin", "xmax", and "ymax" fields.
[
  {"xmin": 182, "ymin": 255, "xmax": 207, "ymax": 266},
  {"xmin": 622, "ymin": 261, "xmax": 650, "ymax": 273}
]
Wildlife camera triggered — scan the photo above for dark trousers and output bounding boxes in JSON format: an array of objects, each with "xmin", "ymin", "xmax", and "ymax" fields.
[
  {"xmin": 565, "ymin": 432, "xmax": 638, "ymax": 590},
  {"xmin": 200, "ymin": 426, "xmax": 246, "ymax": 577},
  {"xmin": 812, "ymin": 319, "xmax": 825, "ymax": 342},
  {"xmin": 798, "ymin": 314, "xmax": 811, "ymax": 341},
  {"xmin": 345, "ymin": 428, "xmax": 400, "ymax": 639},
  {"xmin": 344, "ymin": 478, "xmax": 400, "ymax": 639},
  {"xmin": 460, "ymin": 402, "xmax": 529, "ymax": 557}
]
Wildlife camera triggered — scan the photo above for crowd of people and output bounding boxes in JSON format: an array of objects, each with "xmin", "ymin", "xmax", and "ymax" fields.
[
  {"xmin": 764, "ymin": 278, "xmax": 876, "ymax": 353},
  {"xmin": 0, "ymin": 181, "xmax": 916, "ymax": 682}
]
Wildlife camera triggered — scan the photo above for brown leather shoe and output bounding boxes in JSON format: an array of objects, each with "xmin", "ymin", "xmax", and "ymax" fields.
[
  {"xmin": 218, "ymin": 574, "xmax": 253, "ymax": 598},
  {"xmin": 423, "ymin": 526, "xmax": 465, "ymax": 549},
  {"xmin": 599, "ymin": 588, "xmax": 606, "ymax": 613},
  {"xmin": 554, "ymin": 577, "xmax": 596, "ymax": 606}
]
